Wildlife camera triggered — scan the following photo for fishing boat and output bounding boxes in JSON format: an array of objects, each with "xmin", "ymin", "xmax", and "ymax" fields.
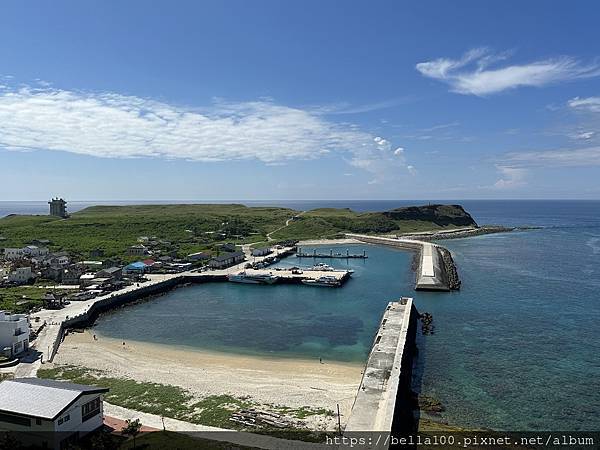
[
  {"xmin": 310, "ymin": 263, "xmax": 335, "ymax": 271},
  {"xmin": 228, "ymin": 272, "xmax": 279, "ymax": 285},
  {"xmin": 301, "ymin": 276, "xmax": 341, "ymax": 287}
]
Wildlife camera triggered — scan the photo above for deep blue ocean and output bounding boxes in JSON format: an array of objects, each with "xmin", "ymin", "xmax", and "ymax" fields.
[{"xmin": 2, "ymin": 200, "xmax": 599, "ymax": 430}]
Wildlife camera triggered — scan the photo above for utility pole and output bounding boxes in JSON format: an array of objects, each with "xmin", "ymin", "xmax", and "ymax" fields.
[{"xmin": 337, "ymin": 403, "xmax": 342, "ymax": 436}]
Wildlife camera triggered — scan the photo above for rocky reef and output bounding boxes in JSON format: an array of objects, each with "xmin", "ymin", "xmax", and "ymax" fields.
[{"xmin": 438, "ymin": 247, "xmax": 461, "ymax": 290}]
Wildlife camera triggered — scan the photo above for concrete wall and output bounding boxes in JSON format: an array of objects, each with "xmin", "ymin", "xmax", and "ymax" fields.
[
  {"xmin": 49, "ymin": 274, "xmax": 223, "ymax": 362},
  {"xmin": 345, "ymin": 299, "xmax": 418, "ymax": 434}
]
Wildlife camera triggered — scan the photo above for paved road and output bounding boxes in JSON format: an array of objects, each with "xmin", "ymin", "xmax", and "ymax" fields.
[{"xmin": 104, "ymin": 402, "xmax": 327, "ymax": 449}]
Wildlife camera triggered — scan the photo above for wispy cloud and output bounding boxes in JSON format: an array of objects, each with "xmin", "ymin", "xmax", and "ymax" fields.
[
  {"xmin": 493, "ymin": 165, "xmax": 528, "ymax": 189},
  {"xmin": 568, "ymin": 96, "xmax": 600, "ymax": 113},
  {"xmin": 314, "ymin": 96, "xmax": 414, "ymax": 115},
  {"xmin": 0, "ymin": 83, "xmax": 411, "ymax": 182},
  {"xmin": 492, "ymin": 144, "xmax": 600, "ymax": 189},
  {"xmin": 416, "ymin": 48, "xmax": 600, "ymax": 96},
  {"xmin": 502, "ymin": 146, "xmax": 600, "ymax": 167}
]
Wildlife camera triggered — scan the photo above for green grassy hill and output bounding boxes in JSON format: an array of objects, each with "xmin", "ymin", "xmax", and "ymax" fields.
[{"xmin": 0, "ymin": 203, "xmax": 477, "ymax": 258}]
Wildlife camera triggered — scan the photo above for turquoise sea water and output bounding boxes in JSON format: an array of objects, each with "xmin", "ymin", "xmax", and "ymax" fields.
[{"xmin": 4, "ymin": 200, "xmax": 599, "ymax": 430}]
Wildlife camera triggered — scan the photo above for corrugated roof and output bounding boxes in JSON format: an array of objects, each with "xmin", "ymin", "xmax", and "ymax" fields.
[
  {"xmin": 212, "ymin": 251, "xmax": 244, "ymax": 261},
  {"xmin": 0, "ymin": 378, "xmax": 108, "ymax": 419}
]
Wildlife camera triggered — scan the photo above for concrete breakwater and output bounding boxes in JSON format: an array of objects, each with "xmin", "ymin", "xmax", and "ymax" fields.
[
  {"xmin": 345, "ymin": 298, "xmax": 418, "ymax": 435},
  {"xmin": 437, "ymin": 247, "xmax": 460, "ymax": 290},
  {"xmin": 346, "ymin": 234, "xmax": 459, "ymax": 291},
  {"xmin": 398, "ymin": 225, "xmax": 514, "ymax": 241}
]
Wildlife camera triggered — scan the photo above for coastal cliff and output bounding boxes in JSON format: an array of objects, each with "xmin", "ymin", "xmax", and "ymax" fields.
[{"xmin": 382, "ymin": 204, "xmax": 478, "ymax": 228}]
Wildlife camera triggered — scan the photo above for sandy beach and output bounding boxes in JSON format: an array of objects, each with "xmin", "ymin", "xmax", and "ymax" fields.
[{"xmin": 52, "ymin": 330, "xmax": 364, "ymax": 429}]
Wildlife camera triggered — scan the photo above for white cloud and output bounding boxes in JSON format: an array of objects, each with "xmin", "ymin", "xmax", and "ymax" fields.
[
  {"xmin": 503, "ymin": 146, "xmax": 600, "ymax": 167},
  {"xmin": 416, "ymin": 48, "xmax": 600, "ymax": 96},
  {"xmin": 347, "ymin": 138, "xmax": 409, "ymax": 184},
  {"xmin": 568, "ymin": 96, "xmax": 600, "ymax": 113},
  {"xmin": 573, "ymin": 131, "xmax": 596, "ymax": 140},
  {"xmin": 0, "ymin": 84, "xmax": 412, "ymax": 181},
  {"xmin": 317, "ymin": 97, "xmax": 414, "ymax": 115},
  {"xmin": 493, "ymin": 165, "xmax": 528, "ymax": 189}
]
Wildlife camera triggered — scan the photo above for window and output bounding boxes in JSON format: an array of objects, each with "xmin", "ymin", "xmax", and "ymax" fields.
[
  {"xmin": 64, "ymin": 414, "xmax": 70, "ymax": 422},
  {"xmin": 36, "ymin": 418, "xmax": 42, "ymax": 425},
  {"xmin": 58, "ymin": 418, "xmax": 63, "ymax": 425},
  {"xmin": 0, "ymin": 412, "xmax": 31, "ymax": 427},
  {"xmin": 81, "ymin": 397, "xmax": 101, "ymax": 422}
]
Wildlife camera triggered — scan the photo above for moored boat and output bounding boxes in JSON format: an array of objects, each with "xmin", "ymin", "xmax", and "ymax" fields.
[
  {"xmin": 228, "ymin": 272, "xmax": 279, "ymax": 284},
  {"xmin": 301, "ymin": 275, "xmax": 341, "ymax": 287},
  {"xmin": 309, "ymin": 263, "xmax": 335, "ymax": 271}
]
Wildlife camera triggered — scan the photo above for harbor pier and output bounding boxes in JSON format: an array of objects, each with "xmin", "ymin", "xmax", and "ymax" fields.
[
  {"xmin": 346, "ymin": 298, "xmax": 418, "ymax": 439},
  {"xmin": 296, "ymin": 247, "xmax": 367, "ymax": 259},
  {"xmin": 346, "ymin": 234, "xmax": 459, "ymax": 291},
  {"xmin": 225, "ymin": 267, "xmax": 352, "ymax": 285}
]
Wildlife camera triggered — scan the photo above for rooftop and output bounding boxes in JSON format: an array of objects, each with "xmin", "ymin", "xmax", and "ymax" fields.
[
  {"xmin": 212, "ymin": 251, "xmax": 244, "ymax": 261},
  {"xmin": 0, "ymin": 378, "xmax": 108, "ymax": 420}
]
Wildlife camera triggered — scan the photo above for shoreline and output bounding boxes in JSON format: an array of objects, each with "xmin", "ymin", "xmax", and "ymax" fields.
[{"xmin": 52, "ymin": 330, "xmax": 364, "ymax": 429}]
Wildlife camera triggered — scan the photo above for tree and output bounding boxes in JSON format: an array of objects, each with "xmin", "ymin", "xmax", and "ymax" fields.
[{"xmin": 121, "ymin": 418, "xmax": 142, "ymax": 449}]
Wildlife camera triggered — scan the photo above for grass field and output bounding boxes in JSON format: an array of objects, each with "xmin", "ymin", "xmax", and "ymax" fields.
[
  {"xmin": 0, "ymin": 285, "xmax": 71, "ymax": 313},
  {"xmin": 38, "ymin": 365, "xmax": 332, "ymax": 442},
  {"xmin": 0, "ymin": 203, "xmax": 476, "ymax": 260}
]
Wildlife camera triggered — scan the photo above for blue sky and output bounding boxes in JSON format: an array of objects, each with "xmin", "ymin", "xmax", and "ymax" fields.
[{"xmin": 1, "ymin": 0, "xmax": 600, "ymax": 200}]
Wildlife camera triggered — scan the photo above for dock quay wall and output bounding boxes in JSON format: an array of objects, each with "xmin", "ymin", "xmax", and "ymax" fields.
[
  {"xmin": 346, "ymin": 234, "xmax": 459, "ymax": 291},
  {"xmin": 345, "ymin": 298, "xmax": 418, "ymax": 438},
  {"xmin": 48, "ymin": 274, "xmax": 224, "ymax": 362}
]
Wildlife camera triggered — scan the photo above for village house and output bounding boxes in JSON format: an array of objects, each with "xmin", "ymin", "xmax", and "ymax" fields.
[
  {"xmin": 127, "ymin": 244, "xmax": 149, "ymax": 256},
  {"xmin": 81, "ymin": 261, "xmax": 103, "ymax": 270},
  {"xmin": 0, "ymin": 311, "xmax": 29, "ymax": 358},
  {"xmin": 61, "ymin": 265, "xmax": 84, "ymax": 285},
  {"xmin": 251, "ymin": 247, "xmax": 272, "ymax": 257},
  {"xmin": 22, "ymin": 245, "xmax": 49, "ymax": 258},
  {"xmin": 187, "ymin": 251, "xmax": 210, "ymax": 262},
  {"xmin": 123, "ymin": 261, "xmax": 148, "ymax": 274},
  {"xmin": 96, "ymin": 266, "xmax": 123, "ymax": 281},
  {"xmin": 78, "ymin": 273, "xmax": 97, "ymax": 288},
  {"xmin": 43, "ymin": 252, "xmax": 70, "ymax": 267},
  {"xmin": 8, "ymin": 267, "xmax": 35, "ymax": 284},
  {"xmin": 208, "ymin": 251, "xmax": 245, "ymax": 269},
  {"xmin": 219, "ymin": 243, "xmax": 238, "ymax": 253},
  {"xmin": 0, "ymin": 378, "xmax": 109, "ymax": 449},
  {"xmin": 41, "ymin": 265, "xmax": 64, "ymax": 282},
  {"xmin": 3, "ymin": 248, "xmax": 23, "ymax": 260},
  {"xmin": 31, "ymin": 239, "xmax": 51, "ymax": 246}
]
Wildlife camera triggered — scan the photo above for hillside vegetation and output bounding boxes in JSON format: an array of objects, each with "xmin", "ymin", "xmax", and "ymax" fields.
[
  {"xmin": 270, "ymin": 204, "xmax": 477, "ymax": 240},
  {"xmin": 0, "ymin": 203, "xmax": 477, "ymax": 258}
]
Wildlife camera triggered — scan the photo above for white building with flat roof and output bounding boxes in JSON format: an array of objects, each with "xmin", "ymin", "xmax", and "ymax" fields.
[
  {"xmin": 0, "ymin": 311, "xmax": 29, "ymax": 357},
  {"xmin": 0, "ymin": 378, "xmax": 109, "ymax": 449}
]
